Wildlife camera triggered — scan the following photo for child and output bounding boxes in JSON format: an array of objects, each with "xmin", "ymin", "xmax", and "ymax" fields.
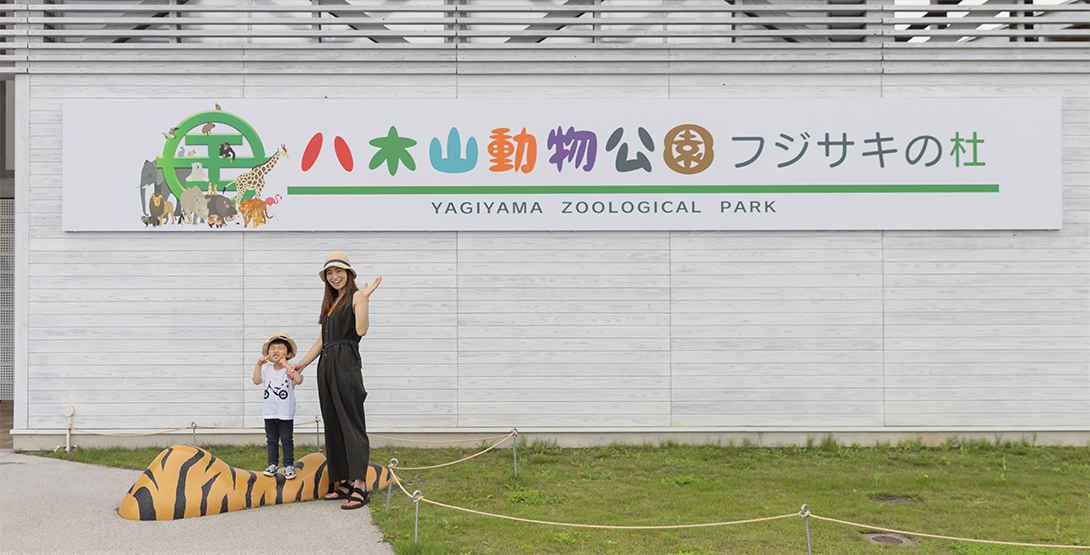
[{"xmin": 253, "ymin": 332, "xmax": 302, "ymax": 479}]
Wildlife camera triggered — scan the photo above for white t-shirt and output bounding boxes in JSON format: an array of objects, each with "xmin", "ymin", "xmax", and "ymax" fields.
[{"xmin": 260, "ymin": 362, "xmax": 297, "ymax": 420}]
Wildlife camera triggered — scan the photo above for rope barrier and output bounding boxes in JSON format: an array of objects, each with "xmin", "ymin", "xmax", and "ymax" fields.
[
  {"xmin": 421, "ymin": 493, "xmax": 800, "ymax": 531},
  {"xmin": 805, "ymin": 512, "xmax": 1090, "ymax": 550},
  {"xmin": 67, "ymin": 424, "xmax": 194, "ymax": 437},
  {"xmin": 384, "ymin": 454, "xmax": 1087, "ymax": 550},
  {"xmin": 392, "ymin": 431, "xmax": 516, "ymax": 471},
  {"xmin": 187, "ymin": 425, "xmax": 263, "ymax": 430},
  {"xmin": 391, "ymin": 469, "xmax": 416, "ymax": 499},
  {"xmin": 63, "ymin": 419, "xmax": 514, "ymax": 446},
  {"xmin": 369, "ymin": 432, "xmax": 514, "ymax": 444},
  {"xmin": 387, "ymin": 480, "xmax": 1087, "ymax": 550},
  {"xmin": 65, "ymin": 418, "xmax": 324, "ymax": 437},
  {"xmin": 388, "ymin": 465, "xmax": 798, "ymax": 530}
]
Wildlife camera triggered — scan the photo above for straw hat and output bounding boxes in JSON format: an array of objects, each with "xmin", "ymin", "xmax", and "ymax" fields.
[
  {"xmin": 262, "ymin": 332, "xmax": 297, "ymax": 360},
  {"xmin": 319, "ymin": 251, "xmax": 357, "ymax": 283}
]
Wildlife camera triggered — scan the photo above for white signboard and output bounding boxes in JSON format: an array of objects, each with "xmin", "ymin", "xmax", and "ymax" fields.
[{"xmin": 62, "ymin": 98, "xmax": 1061, "ymax": 231}]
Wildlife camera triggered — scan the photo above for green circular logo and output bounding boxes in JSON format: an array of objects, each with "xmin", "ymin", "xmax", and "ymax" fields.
[{"xmin": 156, "ymin": 111, "xmax": 266, "ymax": 200}]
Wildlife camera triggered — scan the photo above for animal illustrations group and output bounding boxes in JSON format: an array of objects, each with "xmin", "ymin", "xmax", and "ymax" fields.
[{"xmin": 139, "ymin": 144, "xmax": 287, "ymax": 229}]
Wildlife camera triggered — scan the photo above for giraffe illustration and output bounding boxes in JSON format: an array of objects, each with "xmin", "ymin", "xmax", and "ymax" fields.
[{"xmin": 230, "ymin": 144, "xmax": 289, "ymax": 211}]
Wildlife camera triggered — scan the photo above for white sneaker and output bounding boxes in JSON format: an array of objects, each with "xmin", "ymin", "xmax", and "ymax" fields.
[
  {"xmin": 285, "ymin": 467, "xmax": 297, "ymax": 480},
  {"xmin": 263, "ymin": 464, "xmax": 278, "ymax": 477}
]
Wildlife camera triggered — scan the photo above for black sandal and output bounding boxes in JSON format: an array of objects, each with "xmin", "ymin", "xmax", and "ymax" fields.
[
  {"xmin": 323, "ymin": 481, "xmax": 352, "ymax": 501},
  {"xmin": 341, "ymin": 487, "xmax": 370, "ymax": 510}
]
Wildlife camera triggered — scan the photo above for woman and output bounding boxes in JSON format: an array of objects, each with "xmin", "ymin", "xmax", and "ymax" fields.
[{"xmin": 294, "ymin": 251, "xmax": 381, "ymax": 510}]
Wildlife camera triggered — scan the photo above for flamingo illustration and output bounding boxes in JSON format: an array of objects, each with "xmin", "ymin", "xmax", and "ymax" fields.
[{"xmin": 263, "ymin": 194, "xmax": 282, "ymax": 221}]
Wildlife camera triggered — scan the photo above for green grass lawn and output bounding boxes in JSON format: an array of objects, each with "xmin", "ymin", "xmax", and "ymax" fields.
[{"xmin": 39, "ymin": 438, "xmax": 1088, "ymax": 555}]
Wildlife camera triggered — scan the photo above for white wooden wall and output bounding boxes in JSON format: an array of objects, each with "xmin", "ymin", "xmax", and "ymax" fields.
[{"xmin": 12, "ymin": 45, "xmax": 1089, "ymax": 443}]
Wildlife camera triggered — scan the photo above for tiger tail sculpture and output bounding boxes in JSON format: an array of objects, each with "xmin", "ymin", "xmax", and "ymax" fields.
[{"xmin": 119, "ymin": 445, "xmax": 392, "ymax": 520}]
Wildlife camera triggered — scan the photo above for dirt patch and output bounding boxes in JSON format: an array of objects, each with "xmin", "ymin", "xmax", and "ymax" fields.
[{"xmin": 871, "ymin": 495, "xmax": 918, "ymax": 504}]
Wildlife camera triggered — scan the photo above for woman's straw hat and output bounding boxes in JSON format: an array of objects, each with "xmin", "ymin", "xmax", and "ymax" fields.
[
  {"xmin": 262, "ymin": 332, "xmax": 297, "ymax": 360},
  {"xmin": 319, "ymin": 251, "xmax": 357, "ymax": 283}
]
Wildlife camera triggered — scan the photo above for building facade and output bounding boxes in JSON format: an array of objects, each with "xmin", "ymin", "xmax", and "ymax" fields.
[{"xmin": 3, "ymin": 0, "xmax": 1088, "ymax": 449}]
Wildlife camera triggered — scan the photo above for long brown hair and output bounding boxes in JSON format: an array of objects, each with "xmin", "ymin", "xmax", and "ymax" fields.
[{"xmin": 319, "ymin": 271, "xmax": 360, "ymax": 324}]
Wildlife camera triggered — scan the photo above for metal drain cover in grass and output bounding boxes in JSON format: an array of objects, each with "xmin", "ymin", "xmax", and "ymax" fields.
[
  {"xmin": 863, "ymin": 532, "xmax": 917, "ymax": 546},
  {"xmin": 872, "ymin": 495, "xmax": 917, "ymax": 504}
]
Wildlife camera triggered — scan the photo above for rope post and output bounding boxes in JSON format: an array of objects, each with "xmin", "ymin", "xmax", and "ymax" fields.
[
  {"xmin": 191, "ymin": 422, "xmax": 197, "ymax": 446},
  {"xmin": 315, "ymin": 416, "xmax": 321, "ymax": 451},
  {"xmin": 386, "ymin": 458, "xmax": 398, "ymax": 512},
  {"xmin": 413, "ymin": 490, "xmax": 423, "ymax": 545},
  {"xmin": 62, "ymin": 405, "xmax": 75, "ymax": 453},
  {"xmin": 512, "ymin": 428, "xmax": 519, "ymax": 479},
  {"xmin": 801, "ymin": 504, "xmax": 812, "ymax": 555}
]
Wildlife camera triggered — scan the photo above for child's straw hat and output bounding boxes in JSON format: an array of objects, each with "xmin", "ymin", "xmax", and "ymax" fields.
[{"xmin": 262, "ymin": 332, "xmax": 297, "ymax": 360}]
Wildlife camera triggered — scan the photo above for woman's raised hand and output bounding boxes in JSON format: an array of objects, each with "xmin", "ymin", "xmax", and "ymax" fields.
[{"xmin": 361, "ymin": 276, "xmax": 382, "ymax": 298}]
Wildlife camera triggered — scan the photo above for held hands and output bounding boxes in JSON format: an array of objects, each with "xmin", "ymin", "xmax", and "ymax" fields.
[{"xmin": 284, "ymin": 363, "xmax": 305, "ymax": 384}]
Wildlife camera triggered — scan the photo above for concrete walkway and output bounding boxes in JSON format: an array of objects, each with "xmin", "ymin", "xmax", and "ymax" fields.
[{"xmin": 0, "ymin": 449, "xmax": 396, "ymax": 555}]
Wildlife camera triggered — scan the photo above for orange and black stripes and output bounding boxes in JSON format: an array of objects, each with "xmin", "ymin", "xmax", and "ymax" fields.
[{"xmin": 119, "ymin": 445, "xmax": 392, "ymax": 521}]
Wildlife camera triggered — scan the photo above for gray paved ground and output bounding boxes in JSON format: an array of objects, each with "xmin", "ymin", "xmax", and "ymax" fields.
[{"xmin": 0, "ymin": 449, "xmax": 396, "ymax": 555}]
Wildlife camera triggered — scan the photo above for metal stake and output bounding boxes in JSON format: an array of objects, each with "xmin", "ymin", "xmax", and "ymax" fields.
[
  {"xmin": 413, "ymin": 490, "xmax": 422, "ymax": 545},
  {"xmin": 191, "ymin": 422, "xmax": 197, "ymax": 446},
  {"xmin": 315, "ymin": 416, "xmax": 321, "ymax": 451},
  {"xmin": 512, "ymin": 428, "xmax": 519, "ymax": 479},
  {"xmin": 801, "ymin": 504, "xmax": 812, "ymax": 555},
  {"xmin": 62, "ymin": 406, "xmax": 75, "ymax": 453},
  {"xmin": 386, "ymin": 458, "xmax": 398, "ymax": 512}
]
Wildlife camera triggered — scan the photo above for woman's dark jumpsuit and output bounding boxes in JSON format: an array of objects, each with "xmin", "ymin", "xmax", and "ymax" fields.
[{"xmin": 317, "ymin": 300, "xmax": 370, "ymax": 483}]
